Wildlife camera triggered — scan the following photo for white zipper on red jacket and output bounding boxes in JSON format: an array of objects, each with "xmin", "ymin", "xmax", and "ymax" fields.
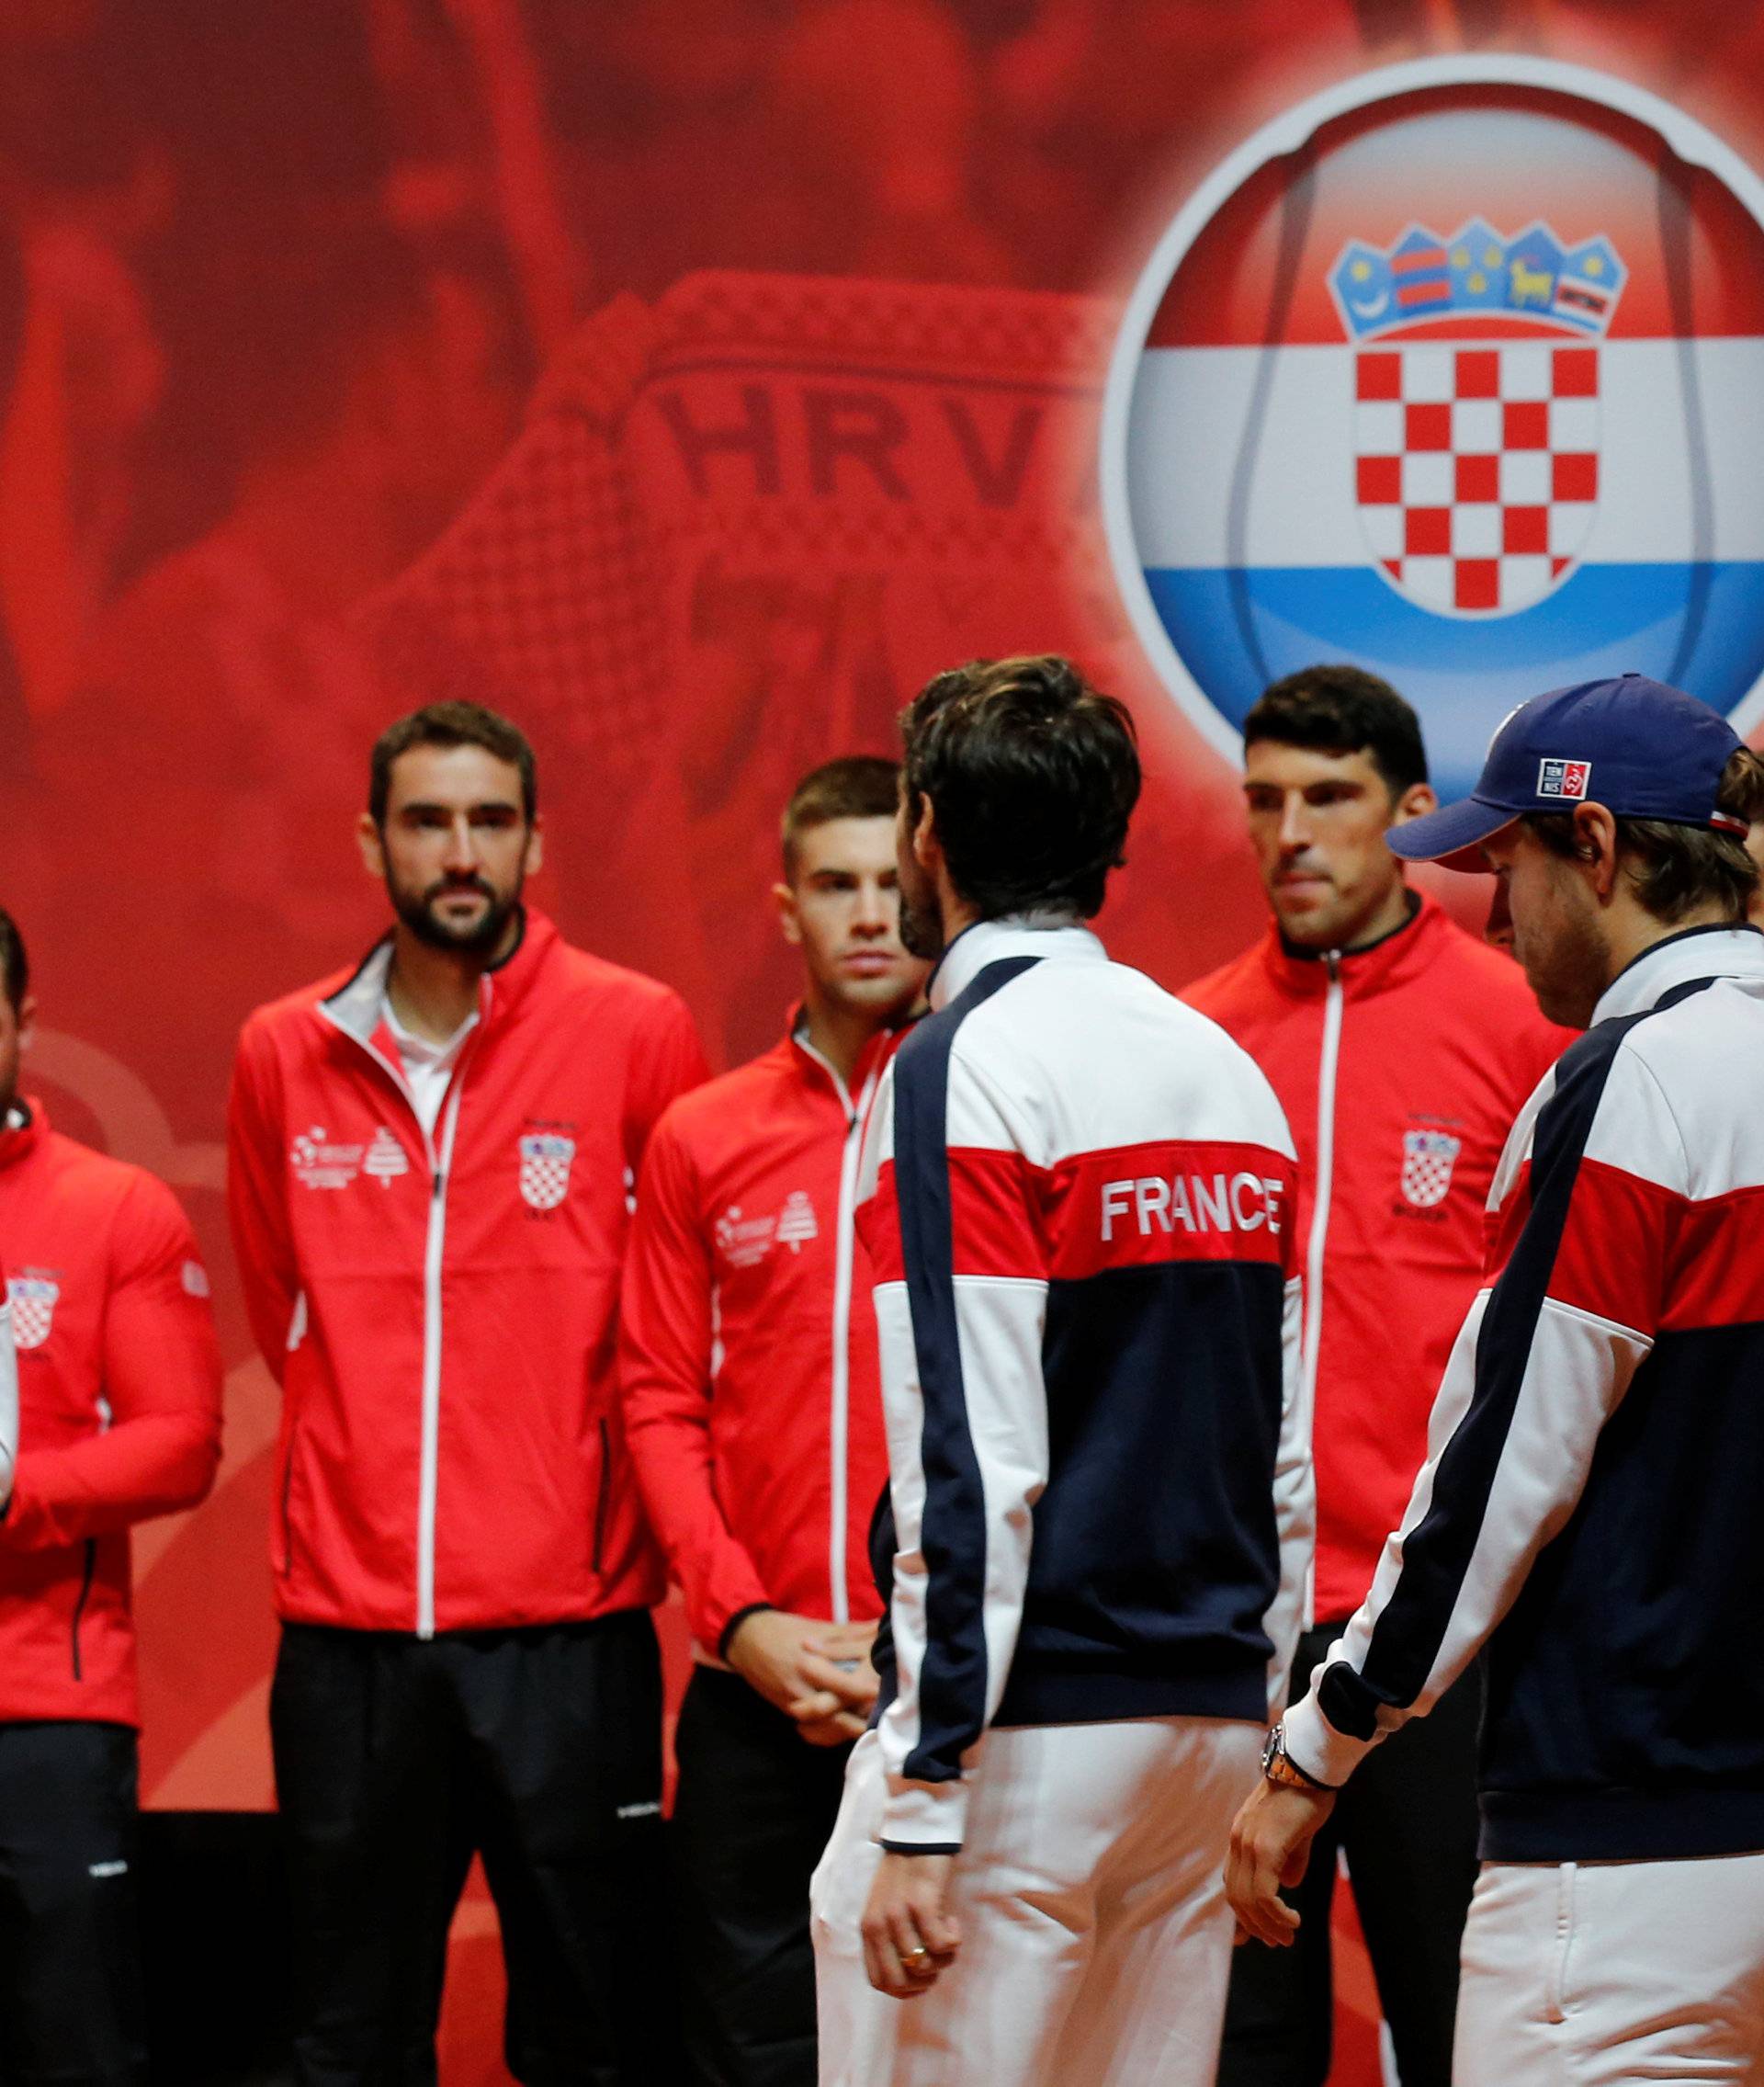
[
  {"xmin": 1298, "ymin": 952, "xmax": 1343, "ymax": 1628},
  {"xmin": 794, "ymin": 1036, "xmax": 881, "ymax": 1627},
  {"xmin": 318, "ymin": 988, "xmax": 484, "ymax": 1639}
]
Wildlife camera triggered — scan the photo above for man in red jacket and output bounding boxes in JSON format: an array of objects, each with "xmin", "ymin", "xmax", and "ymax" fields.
[
  {"xmin": 1185, "ymin": 669, "xmax": 1567, "ymax": 2087},
  {"xmin": 622, "ymin": 755, "xmax": 926, "ymax": 2087},
  {"xmin": 227, "ymin": 701, "xmax": 707, "ymax": 2087},
  {"xmin": 0, "ymin": 906, "xmax": 223, "ymax": 2084}
]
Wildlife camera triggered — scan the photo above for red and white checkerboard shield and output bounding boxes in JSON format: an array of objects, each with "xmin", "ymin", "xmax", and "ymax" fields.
[{"xmin": 1354, "ymin": 341, "xmax": 1600, "ymax": 616}]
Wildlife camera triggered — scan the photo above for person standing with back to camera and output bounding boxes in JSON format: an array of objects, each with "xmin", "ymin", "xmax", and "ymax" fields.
[
  {"xmin": 812, "ymin": 655, "xmax": 1312, "ymax": 2087},
  {"xmin": 1185, "ymin": 666, "xmax": 1568, "ymax": 2087},
  {"xmin": 228, "ymin": 699, "xmax": 707, "ymax": 2087}
]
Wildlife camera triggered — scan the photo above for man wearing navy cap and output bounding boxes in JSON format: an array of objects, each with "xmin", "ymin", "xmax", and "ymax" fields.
[{"xmin": 1227, "ymin": 675, "xmax": 1764, "ymax": 2082}]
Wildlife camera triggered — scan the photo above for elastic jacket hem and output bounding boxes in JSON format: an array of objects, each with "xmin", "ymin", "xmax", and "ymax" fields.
[
  {"xmin": 993, "ymin": 1661, "xmax": 1269, "ymax": 1730},
  {"xmin": 1480, "ymin": 1786, "xmax": 1764, "ymax": 1864}
]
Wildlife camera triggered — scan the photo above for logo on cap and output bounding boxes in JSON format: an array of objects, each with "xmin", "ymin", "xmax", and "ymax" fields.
[{"xmin": 1537, "ymin": 758, "xmax": 1591, "ymax": 800}]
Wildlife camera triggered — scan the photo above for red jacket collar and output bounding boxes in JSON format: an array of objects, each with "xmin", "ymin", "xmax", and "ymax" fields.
[
  {"xmin": 321, "ymin": 906, "xmax": 559, "ymax": 1046},
  {"xmin": 784, "ymin": 1005, "xmax": 913, "ymax": 1102},
  {"xmin": 0, "ymin": 1098, "xmax": 46, "ymax": 1175},
  {"xmin": 1256, "ymin": 890, "xmax": 1453, "ymax": 1003}
]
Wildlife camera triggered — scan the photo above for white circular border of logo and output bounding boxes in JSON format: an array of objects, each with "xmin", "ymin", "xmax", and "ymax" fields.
[{"xmin": 1098, "ymin": 53, "xmax": 1764, "ymax": 765}]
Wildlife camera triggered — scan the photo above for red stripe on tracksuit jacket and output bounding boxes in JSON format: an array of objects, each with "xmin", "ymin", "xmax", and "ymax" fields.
[
  {"xmin": 619, "ymin": 1017, "xmax": 901, "ymax": 1657},
  {"xmin": 0, "ymin": 1101, "xmax": 222, "ymax": 1723},
  {"xmin": 1183, "ymin": 894, "xmax": 1569, "ymax": 1625},
  {"xmin": 227, "ymin": 909, "xmax": 707, "ymax": 1636}
]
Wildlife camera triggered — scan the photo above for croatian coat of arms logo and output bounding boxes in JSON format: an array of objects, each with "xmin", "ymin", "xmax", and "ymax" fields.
[
  {"xmin": 1401, "ymin": 1129, "xmax": 1463, "ymax": 1210},
  {"xmin": 7, "ymin": 1275, "xmax": 60, "ymax": 1350},
  {"xmin": 1332, "ymin": 219, "xmax": 1626, "ymax": 618},
  {"xmin": 519, "ymin": 1132, "xmax": 576, "ymax": 1212}
]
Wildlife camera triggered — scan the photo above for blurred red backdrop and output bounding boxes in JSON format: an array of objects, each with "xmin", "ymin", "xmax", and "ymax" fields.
[{"xmin": 5, "ymin": 3, "xmax": 1762, "ymax": 2080}]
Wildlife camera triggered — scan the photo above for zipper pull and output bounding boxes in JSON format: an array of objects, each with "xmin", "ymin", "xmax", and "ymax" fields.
[{"xmin": 432, "ymin": 1171, "xmax": 446, "ymax": 1201}]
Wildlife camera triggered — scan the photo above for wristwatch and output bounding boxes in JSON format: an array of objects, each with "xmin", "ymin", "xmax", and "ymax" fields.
[{"xmin": 1261, "ymin": 1723, "xmax": 1336, "ymax": 1793}]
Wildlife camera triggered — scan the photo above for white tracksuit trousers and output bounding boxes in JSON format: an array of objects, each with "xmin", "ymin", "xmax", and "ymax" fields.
[
  {"xmin": 811, "ymin": 1717, "xmax": 1262, "ymax": 2087},
  {"xmin": 1454, "ymin": 1850, "xmax": 1764, "ymax": 2084}
]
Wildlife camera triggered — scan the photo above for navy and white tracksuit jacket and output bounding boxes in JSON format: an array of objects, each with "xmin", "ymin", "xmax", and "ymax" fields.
[
  {"xmin": 856, "ymin": 916, "xmax": 1312, "ymax": 1854},
  {"xmin": 1287, "ymin": 924, "xmax": 1764, "ymax": 1864}
]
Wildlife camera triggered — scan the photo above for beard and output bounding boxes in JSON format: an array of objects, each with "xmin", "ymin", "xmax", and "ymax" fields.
[
  {"xmin": 896, "ymin": 857, "xmax": 945, "ymax": 962},
  {"xmin": 898, "ymin": 890, "xmax": 944, "ymax": 962},
  {"xmin": 390, "ymin": 872, "xmax": 523, "ymax": 957}
]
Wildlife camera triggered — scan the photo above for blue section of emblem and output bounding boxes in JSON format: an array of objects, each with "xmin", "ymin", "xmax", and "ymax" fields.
[
  {"xmin": 1142, "ymin": 562, "xmax": 1764, "ymax": 799},
  {"xmin": 1329, "ymin": 220, "xmax": 1626, "ymax": 341}
]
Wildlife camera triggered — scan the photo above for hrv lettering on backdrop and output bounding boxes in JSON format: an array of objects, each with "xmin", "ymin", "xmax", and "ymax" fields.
[
  {"xmin": 1103, "ymin": 56, "xmax": 1764, "ymax": 800},
  {"xmin": 359, "ymin": 271, "xmax": 1250, "ymax": 1072}
]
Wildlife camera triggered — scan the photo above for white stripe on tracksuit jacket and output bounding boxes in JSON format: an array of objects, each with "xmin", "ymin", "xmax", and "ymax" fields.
[
  {"xmin": 812, "ymin": 915, "xmax": 1312, "ymax": 2087},
  {"xmin": 1283, "ymin": 924, "xmax": 1764, "ymax": 2082}
]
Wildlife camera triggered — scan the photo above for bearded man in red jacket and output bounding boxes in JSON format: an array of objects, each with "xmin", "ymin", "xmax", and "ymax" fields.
[
  {"xmin": 1185, "ymin": 668, "xmax": 1568, "ymax": 2087},
  {"xmin": 228, "ymin": 701, "xmax": 707, "ymax": 2087},
  {"xmin": 621, "ymin": 756, "xmax": 927, "ymax": 2087},
  {"xmin": 0, "ymin": 906, "xmax": 223, "ymax": 2085}
]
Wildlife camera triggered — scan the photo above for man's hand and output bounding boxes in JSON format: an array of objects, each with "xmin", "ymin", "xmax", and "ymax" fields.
[
  {"xmin": 726, "ymin": 1610, "xmax": 876, "ymax": 1742},
  {"xmin": 1225, "ymin": 1779, "xmax": 1337, "ymax": 1948},
  {"xmin": 861, "ymin": 1851, "xmax": 960, "ymax": 1998},
  {"xmin": 792, "ymin": 1620, "xmax": 880, "ymax": 1745}
]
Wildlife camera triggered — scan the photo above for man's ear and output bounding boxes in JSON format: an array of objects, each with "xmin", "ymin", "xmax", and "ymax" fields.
[
  {"xmin": 911, "ymin": 796, "xmax": 940, "ymax": 872},
  {"xmin": 774, "ymin": 879, "xmax": 803, "ymax": 947},
  {"xmin": 16, "ymin": 993, "xmax": 36, "ymax": 1054},
  {"xmin": 524, "ymin": 813, "xmax": 545, "ymax": 879},
  {"xmin": 357, "ymin": 812, "xmax": 386, "ymax": 879},
  {"xmin": 1572, "ymin": 801, "xmax": 1620, "ymax": 896},
  {"xmin": 1389, "ymin": 779, "xmax": 1439, "ymax": 826}
]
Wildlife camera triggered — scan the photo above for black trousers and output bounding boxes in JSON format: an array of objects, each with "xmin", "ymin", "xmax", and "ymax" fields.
[
  {"xmin": 0, "ymin": 1719, "xmax": 146, "ymax": 2087},
  {"xmin": 670, "ymin": 1669, "xmax": 851, "ymax": 2087},
  {"xmin": 1218, "ymin": 1627, "xmax": 1482, "ymax": 2087},
  {"xmin": 270, "ymin": 1612, "xmax": 680, "ymax": 2087}
]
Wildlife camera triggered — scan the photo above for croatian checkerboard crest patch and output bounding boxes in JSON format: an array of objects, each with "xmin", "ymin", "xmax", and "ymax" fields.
[
  {"xmin": 1401, "ymin": 1130, "xmax": 1462, "ymax": 1210},
  {"xmin": 7, "ymin": 1276, "xmax": 59, "ymax": 1350},
  {"xmin": 519, "ymin": 1132, "xmax": 575, "ymax": 1212},
  {"xmin": 1102, "ymin": 58, "xmax": 1764, "ymax": 800}
]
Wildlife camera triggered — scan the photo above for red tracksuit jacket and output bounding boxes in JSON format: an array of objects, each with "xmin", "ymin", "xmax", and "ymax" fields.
[
  {"xmin": 619, "ymin": 1018, "xmax": 898, "ymax": 1658},
  {"xmin": 0, "ymin": 1100, "xmax": 223, "ymax": 1724},
  {"xmin": 227, "ymin": 909, "xmax": 707, "ymax": 1637},
  {"xmin": 1184, "ymin": 894, "xmax": 1568, "ymax": 1625}
]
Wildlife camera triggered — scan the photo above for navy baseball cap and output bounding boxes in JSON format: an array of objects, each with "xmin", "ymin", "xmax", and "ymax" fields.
[{"xmin": 1387, "ymin": 674, "xmax": 1748, "ymax": 872}]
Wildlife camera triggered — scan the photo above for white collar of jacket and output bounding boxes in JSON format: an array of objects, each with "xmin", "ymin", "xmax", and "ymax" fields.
[
  {"xmin": 1592, "ymin": 922, "xmax": 1764, "ymax": 1026},
  {"xmin": 927, "ymin": 912, "xmax": 1107, "ymax": 1012}
]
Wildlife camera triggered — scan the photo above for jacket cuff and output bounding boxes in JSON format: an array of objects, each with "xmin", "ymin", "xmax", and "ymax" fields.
[
  {"xmin": 880, "ymin": 1776, "xmax": 967, "ymax": 1853},
  {"xmin": 717, "ymin": 1603, "xmax": 775, "ymax": 1664},
  {"xmin": 1283, "ymin": 1686, "xmax": 1373, "ymax": 1790}
]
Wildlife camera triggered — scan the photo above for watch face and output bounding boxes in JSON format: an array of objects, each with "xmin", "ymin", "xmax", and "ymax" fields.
[{"xmin": 1261, "ymin": 1727, "xmax": 1282, "ymax": 1775}]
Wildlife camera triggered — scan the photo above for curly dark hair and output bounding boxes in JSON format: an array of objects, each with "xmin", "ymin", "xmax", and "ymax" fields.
[{"xmin": 899, "ymin": 656, "xmax": 1140, "ymax": 921}]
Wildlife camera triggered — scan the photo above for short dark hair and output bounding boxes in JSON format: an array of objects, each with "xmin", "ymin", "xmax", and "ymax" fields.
[
  {"xmin": 369, "ymin": 701, "xmax": 536, "ymax": 825},
  {"xmin": 1243, "ymin": 665, "xmax": 1429, "ymax": 798},
  {"xmin": 1525, "ymin": 743, "xmax": 1764, "ymax": 925},
  {"xmin": 899, "ymin": 655, "xmax": 1140, "ymax": 921},
  {"xmin": 0, "ymin": 908, "xmax": 27, "ymax": 1015},
  {"xmin": 781, "ymin": 755, "xmax": 901, "ymax": 878}
]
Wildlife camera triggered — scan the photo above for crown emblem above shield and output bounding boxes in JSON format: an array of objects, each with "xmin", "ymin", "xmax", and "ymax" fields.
[{"xmin": 1330, "ymin": 219, "xmax": 1626, "ymax": 619}]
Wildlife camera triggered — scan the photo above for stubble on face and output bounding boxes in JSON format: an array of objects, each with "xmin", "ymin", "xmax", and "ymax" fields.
[
  {"xmin": 1505, "ymin": 842, "xmax": 1610, "ymax": 1029},
  {"xmin": 895, "ymin": 800, "xmax": 945, "ymax": 962}
]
